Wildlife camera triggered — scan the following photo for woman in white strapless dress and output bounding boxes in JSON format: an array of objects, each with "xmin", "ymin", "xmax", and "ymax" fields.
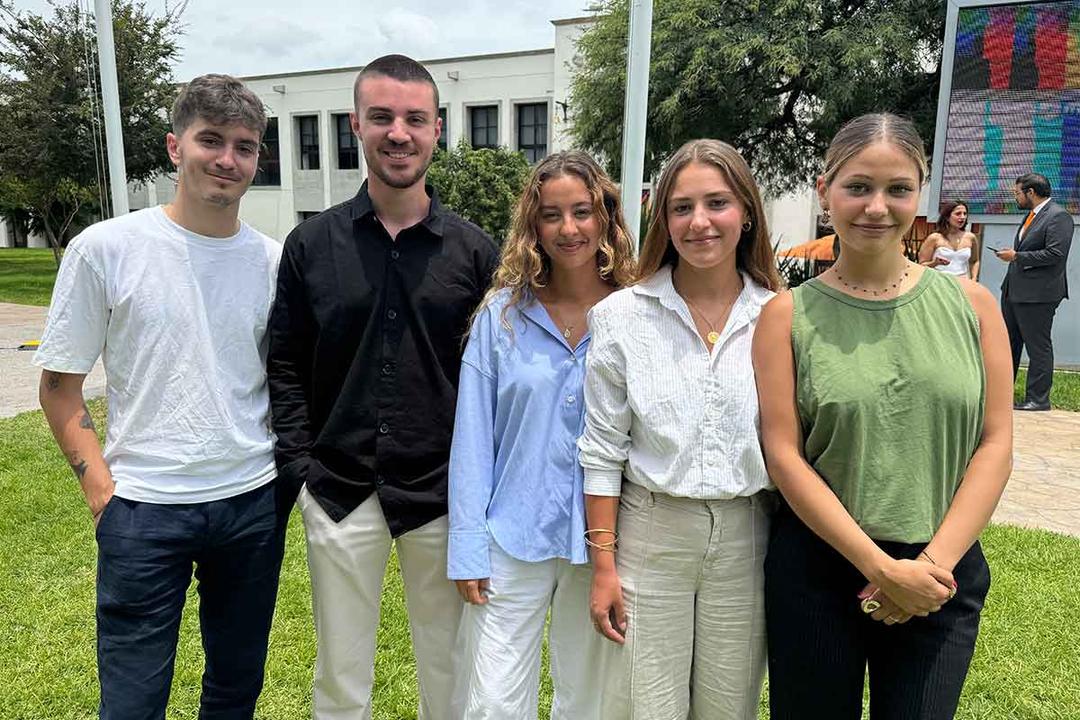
[{"xmin": 919, "ymin": 201, "xmax": 980, "ymax": 279}]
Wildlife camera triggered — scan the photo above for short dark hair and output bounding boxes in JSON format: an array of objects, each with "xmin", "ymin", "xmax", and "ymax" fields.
[
  {"xmin": 1016, "ymin": 173, "xmax": 1052, "ymax": 198},
  {"xmin": 171, "ymin": 74, "xmax": 267, "ymax": 139},
  {"xmin": 353, "ymin": 54, "xmax": 439, "ymax": 111}
]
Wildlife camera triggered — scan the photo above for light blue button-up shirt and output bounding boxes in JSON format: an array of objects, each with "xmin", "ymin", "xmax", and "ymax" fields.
[{"xmin": 448, "ymin": 288, "xmax": 590, "ymax": 580}]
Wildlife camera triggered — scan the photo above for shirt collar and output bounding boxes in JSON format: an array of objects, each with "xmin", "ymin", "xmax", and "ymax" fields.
[
  {"xmin": 1032, "ymin": 197, "xmax": 1052, "ymax": 216},
  {"xmin": 632, "ymin": 264, "xmax": 774, "ymax": 344},
  {"xmin": 349, "ymin": 180, "xmax": 447, "ymax": 237},
  {"xmin": 632, "ymin": 264, "xmax": 774, "ymax": 309}
]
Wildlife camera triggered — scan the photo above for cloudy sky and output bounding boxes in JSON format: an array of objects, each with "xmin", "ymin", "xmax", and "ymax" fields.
[{"xmin": 11, "ymin": 0, "xmax": 595, "ymax": 80}]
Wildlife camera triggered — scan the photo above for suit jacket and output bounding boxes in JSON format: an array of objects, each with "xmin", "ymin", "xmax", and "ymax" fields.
[{"xmin": 1001, "ymin": 199, "xmax": 1074, "ymax": 303}]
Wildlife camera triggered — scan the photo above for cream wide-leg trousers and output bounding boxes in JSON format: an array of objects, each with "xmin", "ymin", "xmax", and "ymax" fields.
[
  {"xmin": 600, "ymin": 481, "xmax": 774, "ymax": 720},
  {"xmin": 298, "ymin": 487, "xmax": 463, "ymax": 720},
  {"xmin": 451, "ymin": 542, "xmax": 607, "ymax": 719}
]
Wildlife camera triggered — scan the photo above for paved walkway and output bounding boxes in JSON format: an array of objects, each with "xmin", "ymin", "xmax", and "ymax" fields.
[
  {"xmin": 0, "ymin": 302, "xmax": 1077, "ymax": 535},
  {"xmin": 0, "ymin": 302, "xmax": 105, "ymax": 418}
]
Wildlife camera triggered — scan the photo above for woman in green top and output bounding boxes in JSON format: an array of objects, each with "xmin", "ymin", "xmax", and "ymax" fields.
[{"xmin": 753, "ymin": 113, "xmax": 1013, "ymax": 720}]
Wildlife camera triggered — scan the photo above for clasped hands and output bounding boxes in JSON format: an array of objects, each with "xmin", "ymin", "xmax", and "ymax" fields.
[{"xmin": 859, "ymin": 556, "xmax": 957, "ymax": 626}]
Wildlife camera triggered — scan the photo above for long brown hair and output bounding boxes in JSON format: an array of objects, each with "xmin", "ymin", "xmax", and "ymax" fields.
[
  {"xmin": 936, "ymin": 201, "xmax": 968, "ymax": 234},
  {"xmin": 637, "ymin": 139, "xmax": 781, "ymax": 291},
  {"xmin": 475, "ymin": 150, "xmax": 637, "ymax": 332}
]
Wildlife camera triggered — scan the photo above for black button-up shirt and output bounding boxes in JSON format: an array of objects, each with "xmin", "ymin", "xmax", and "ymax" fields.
[{"xmin": 268, "ymin": 183, "xmax": 499, "ymax": 536}]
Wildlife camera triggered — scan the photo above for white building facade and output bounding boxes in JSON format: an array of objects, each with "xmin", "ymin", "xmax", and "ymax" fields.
[{"xmin": 4, "ymin": 16, "xmax": 817, "ymax": 249}]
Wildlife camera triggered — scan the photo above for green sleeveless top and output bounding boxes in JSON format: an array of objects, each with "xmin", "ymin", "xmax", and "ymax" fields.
[{"xmin": 791, "ymin": 269, "xmax": 985, "ymax": 543}]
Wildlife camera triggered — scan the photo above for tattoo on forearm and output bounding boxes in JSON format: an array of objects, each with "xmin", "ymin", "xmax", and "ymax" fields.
[
  {"xmin": 66, "ymin": 451, "xmax": 88, "ymax": 480},
  {"xmin": 79, "ymin": 404, "xmax": 95, "ymax": 432},
  {"xmin": 45, "ymin": 372, "xmax": 61, "ymax": 391}
]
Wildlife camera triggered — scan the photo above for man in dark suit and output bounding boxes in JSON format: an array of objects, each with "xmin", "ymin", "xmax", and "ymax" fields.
[{"xmin": 996, "ymin": 172, "xmax": 1075, "ymax": 410}]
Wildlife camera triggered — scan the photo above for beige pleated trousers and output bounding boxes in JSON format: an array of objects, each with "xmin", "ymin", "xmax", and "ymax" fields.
[{"xmin": 599, "ymin": 481, "xmax": 773, "ymax": 720}]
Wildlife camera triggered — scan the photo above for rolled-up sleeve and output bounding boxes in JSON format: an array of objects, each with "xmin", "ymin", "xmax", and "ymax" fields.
[
  {"xmin": 578, "ymin": 305, "xmax": 631, "ymax": 496},
  {"xmin": 447, "ymin": 308, "xmax": 498, "ymax": 579}
]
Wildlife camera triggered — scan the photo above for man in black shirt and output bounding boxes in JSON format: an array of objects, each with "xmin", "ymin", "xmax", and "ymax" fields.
[{"xmin": 267, "ymin": 54, "xmax": 498, "ymax": 718}]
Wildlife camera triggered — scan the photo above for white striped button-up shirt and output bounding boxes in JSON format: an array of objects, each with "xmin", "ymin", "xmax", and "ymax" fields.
[{"xmin": 578, "ymin": 265, "xmax": 775, "ymax": 499}]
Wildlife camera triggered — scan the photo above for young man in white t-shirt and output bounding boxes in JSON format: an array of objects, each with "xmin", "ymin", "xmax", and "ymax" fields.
[{"xmin": 35, "ymin": 74, "xmax": 284, "ymax": 719}]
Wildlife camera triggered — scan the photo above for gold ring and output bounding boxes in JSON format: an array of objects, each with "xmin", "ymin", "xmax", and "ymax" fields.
[
  {"xmin": 860, "ymin": 597, "xmax": 881, "ymax": 614},
  {"xmin": 948, "ymin": 586, "xmax": 956, "ymax": 600}
]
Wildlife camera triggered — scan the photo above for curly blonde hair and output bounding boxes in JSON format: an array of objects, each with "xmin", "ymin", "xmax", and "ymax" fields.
[{"xmin": 475, "ymin": 150, "xmax": 637, "ymax": 333}]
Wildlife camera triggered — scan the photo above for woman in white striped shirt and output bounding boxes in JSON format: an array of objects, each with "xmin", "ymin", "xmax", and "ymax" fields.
[{"xmin": 577, "ymin": 139, "xmax": 783, "ymax": 719}]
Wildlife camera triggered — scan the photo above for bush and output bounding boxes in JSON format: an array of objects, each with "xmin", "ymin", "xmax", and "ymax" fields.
[{"xmin": 427, "ymin": 140, "xmax": 531, "ymax": 244}]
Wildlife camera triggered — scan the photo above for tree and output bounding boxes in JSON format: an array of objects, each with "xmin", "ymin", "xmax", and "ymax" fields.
[
  {"xmin": 570, "ymin": 0, "xmax": 945, "ymax": 192},
  {"xmin": 0, "ymin": 0, "xmax": 182, "ymax": 263},
  {"xmin": 428, "ymin": 140, "xmax": 532, "ymax": 244}
]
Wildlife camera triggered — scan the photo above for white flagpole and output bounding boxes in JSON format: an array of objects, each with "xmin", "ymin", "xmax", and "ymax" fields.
[
  {"xmin": 94, "ymin": 0, "xmax": 129, "ymax": 216},
  {"xmin": 619, "ymin": 0, "xmax": 653, "ymax": 249}
]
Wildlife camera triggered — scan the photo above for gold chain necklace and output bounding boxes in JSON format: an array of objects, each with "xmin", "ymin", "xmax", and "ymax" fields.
[{"xmin": 681, "ymin": 292, "xmax": 738, "ymax": 345}]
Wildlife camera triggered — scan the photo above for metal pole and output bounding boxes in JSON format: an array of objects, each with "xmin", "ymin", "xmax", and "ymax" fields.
[
  {"xmin": 94, "ymin": 0, "xmax": 129, "ymax": 216},
  {"xmin": 619, "ymin": 0, "xmax": 653, "ymax": 249}
]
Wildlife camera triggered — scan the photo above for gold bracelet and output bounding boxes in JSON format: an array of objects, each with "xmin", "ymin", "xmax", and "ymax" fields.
[
  {"xmin": 584, "ymin": 536, "xmax": 617, "ymax": 551},
  {"xmin": 584, "ymin": 528, "xmax": 617, "ymax": 539},
  {"xmin": 919, "ymin": 549, "xmax": 938, "ymax": 566}
]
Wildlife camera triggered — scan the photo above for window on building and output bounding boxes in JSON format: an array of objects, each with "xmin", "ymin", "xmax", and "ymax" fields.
[
  {"xmin": 253, "ymin": 118, "xmax": 280, "ymax": 186},
  {"xmin": 438, "ymin": 107, "xmax": 448, "ymax": 151},
  {"xmin": 517, "ymin": 103, "xmax": 548, "ymax": 163},
  {"xmin": 469, "ymin": 105, "xmax": 498, "ymax": 149},
  {"xmin": 334, "ymin": 114, "xmax": 359, "ymax": 170},
  {"xmin": 297, "ymin": 115, "xmax": 320, "ymax": 170}
]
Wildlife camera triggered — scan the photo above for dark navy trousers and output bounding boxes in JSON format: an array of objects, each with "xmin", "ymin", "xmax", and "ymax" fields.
[
  {"xmin": 94, "ymin": 481, "xmax": 285, "ymax": 720},
  {"xmin": 765, "ymin": 504, "xmax": 990, "ymax": 720}
]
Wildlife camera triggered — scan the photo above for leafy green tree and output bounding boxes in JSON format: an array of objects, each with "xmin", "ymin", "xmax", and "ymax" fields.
[
  {"xmin": 0, "ymin": 0, "xmax": 181, "ymax": 263},
  {"xmin": 427, "ymin": 140, "xmax": 532, "ymax": 244},
  {"xmin": 570, "ymin": 0, "xmax": 945, "ymax": 192}
]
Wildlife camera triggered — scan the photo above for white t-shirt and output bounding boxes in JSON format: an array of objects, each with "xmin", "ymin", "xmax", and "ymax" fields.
[{"xmin": 34, "ymin": 206, "xmax": 282, "ymax": 504}]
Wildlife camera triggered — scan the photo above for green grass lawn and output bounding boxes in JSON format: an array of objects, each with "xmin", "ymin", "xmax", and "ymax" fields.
[
  {"xmin": 0, "ymin": 248, "xmax": 58, "ymax": 306},
  {"xmin": 1, "ymin": 402, "xmax": 1077, "ymax": 718},
  {"xmin": 1015, "ymin": 369, "xmax": 1080, "ymax": 411}
]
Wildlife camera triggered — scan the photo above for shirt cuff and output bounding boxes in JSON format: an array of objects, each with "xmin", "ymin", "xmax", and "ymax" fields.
[
  {"xmin": 447, "ymin": 529, "xmax": 491, "ymax": 580},
  {"xmin": 583, "ymin": 468, "xmax": 624, "ymax": 497}
]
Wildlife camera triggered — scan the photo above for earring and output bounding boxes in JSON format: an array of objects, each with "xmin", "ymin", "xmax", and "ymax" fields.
[
  {"xmin": 742, "ymin": 220, "xmax": 752, "ymax": 232},
  {"xmin": 821, "ymin": 209, "xmax": 831, "ymax": 225}
]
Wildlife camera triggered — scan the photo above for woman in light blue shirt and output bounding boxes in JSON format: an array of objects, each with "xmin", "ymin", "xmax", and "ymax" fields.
[{"xmin": 448, "ymin": 151, "xmax": 636, "ymax": 719}]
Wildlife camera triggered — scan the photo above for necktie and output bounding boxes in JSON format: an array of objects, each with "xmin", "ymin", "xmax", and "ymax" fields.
[{"xmin": 1016, "ymin": 211, "xmax": 1035, "ymax": 248}]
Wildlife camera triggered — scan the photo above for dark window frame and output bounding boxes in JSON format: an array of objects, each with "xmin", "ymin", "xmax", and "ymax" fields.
[
  {"xmin": 516, "ymin": 103, "xmax": 548, "ymax": 164},
  {"xmin": 334, "ymin": 113, "xmax": 359, "ymax": 170},
  {"xmin": 469, "ymin": 105, "xmax": 498, "ymax": 149},
  {"xmin": 297, "ymin": 115, "xmax": 320, "ymax": 171},
  {"xmin": 437, "ymin": 107, "xmax": 449, "ymax": 151},
  {"xmin": 253, "ymin": 117, "xmax": 281, "ymax": 186}
]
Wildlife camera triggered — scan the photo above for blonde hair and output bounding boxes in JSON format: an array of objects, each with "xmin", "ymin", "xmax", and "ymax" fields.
[
  {"xmin": 474, "ymin": 151, "xmax": 637, "ymax": 333},
  {"xmin": 822, "ymin": 113, "xmax": 928, "ymax": 187},
  {"xmin": 637, "ymin": 139, "xmax": 782, "ymax": 291}
]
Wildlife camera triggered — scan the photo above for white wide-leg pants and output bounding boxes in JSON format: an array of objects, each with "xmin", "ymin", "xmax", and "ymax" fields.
[
  {"xmin": 451, "ymin": 542, "xmax": 607, "ymax": 719},
  {"xmin": 298, "ymin": 487, "xmax": 463, "ymax": 720}
]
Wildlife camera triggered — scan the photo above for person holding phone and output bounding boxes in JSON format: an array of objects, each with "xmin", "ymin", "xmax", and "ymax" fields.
[
  {"xmin": 753, "ymin": 113, "xmax": 1013, "ymax": 719},
  {"xmin": 579, "ymin": 139, "xmax": 782, "ymax": 719},
  {"xmin": 919, "ymin": 201, "xmax": 980, "ymax": 279}
]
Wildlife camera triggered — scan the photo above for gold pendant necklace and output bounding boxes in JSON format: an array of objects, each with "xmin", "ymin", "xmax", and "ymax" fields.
[
  {"xmin": 682, "ymin": 295, "xmax": 727, "ymax": 345},
  {"xmin": 562, "ymin": 325, "xmax": 573, "ymax": 341}
]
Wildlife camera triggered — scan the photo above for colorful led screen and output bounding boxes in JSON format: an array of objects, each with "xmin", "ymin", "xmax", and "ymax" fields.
[{"xmin": 942, "ymin": 0, "xmax": 1080, "ymax": 213}]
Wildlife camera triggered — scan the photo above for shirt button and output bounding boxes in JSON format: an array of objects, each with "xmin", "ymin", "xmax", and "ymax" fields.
[
  {"xmin": 391, "ymin": 250, "xmax": 400, "ymax": 260},
  {"xmin": 381, "ymin": 362, "xmax": 394, "ymax": 376},
  {"xmin": 566, "ymin": 395, "xmax": 576, "ymax": 405},
  {"xmin": 375, "ymin": 475, "xmax": 385, "ymax": 486},
  {"xmin": 387, "ymin": 309, "xmax": 398, "ymax": 320},
  {"xmin": 379, "ymin": 422, "xmax": 390, "ymax": 435}
]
